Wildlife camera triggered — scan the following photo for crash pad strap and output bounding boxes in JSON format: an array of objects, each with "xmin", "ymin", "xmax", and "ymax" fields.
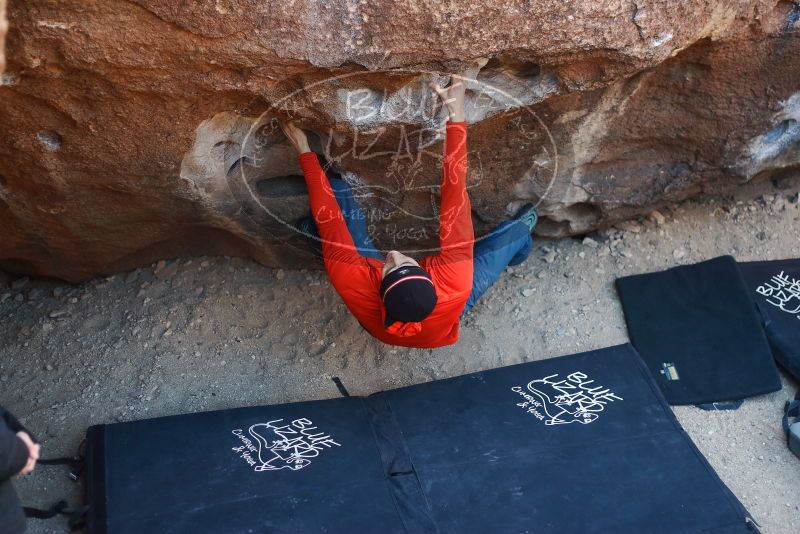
[
  {"xmin": 24, "ymin": 500, "xmax": 70, "ymax": 519},
  {"xmin": 332, "ymin": 376, "xmax": 351, "ymax": 397},
  {"xmin": 24, "ymin": 500, "xmax": 88, "ymax": 530},
  {"xmin": 36, "ymin": 455, "xmax": 85, "ymax": 481},
  {"xmin": 696, "ymin": 400, "xmax": 745, "ymax": 411}
]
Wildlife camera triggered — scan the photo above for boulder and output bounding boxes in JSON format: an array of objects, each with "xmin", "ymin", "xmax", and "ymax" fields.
[
  {"xmin": 0, "ymin": 0, "xmax": 6, "ymax": 76},
  {"xmin": 0, "ymin": 0, "xmax": 799, "ymax": 281}
]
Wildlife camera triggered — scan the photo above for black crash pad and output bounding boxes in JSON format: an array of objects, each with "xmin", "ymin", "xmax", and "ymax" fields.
[
  {"xmin": 85, "ymin": 344, "xmax": 756, "ymax": 533},
  {"xmin": 616, "ymin": 255, "xmax": 781, "ymax": 406},
  {"xmin": 739, "ymin": 258, "xmax": 800, "ymax": 382}
]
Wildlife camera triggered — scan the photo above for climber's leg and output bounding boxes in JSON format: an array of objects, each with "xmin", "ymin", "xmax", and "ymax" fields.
[
  {"xmin": 461, "ymin": 205, "xmax": 538, "ymax": 316},
  {"xmin": 297, "ymin": 177, "xmax": 383, "ymax": 260}
]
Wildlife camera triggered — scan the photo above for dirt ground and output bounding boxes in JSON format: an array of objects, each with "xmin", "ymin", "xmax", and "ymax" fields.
[{"xmin": 2, "ymin": 176, "xmax": 800, "ymax": 533}]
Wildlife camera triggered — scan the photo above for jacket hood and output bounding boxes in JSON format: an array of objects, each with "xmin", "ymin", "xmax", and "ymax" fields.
[
  {"xmin": 385, "ymin": 320, "xmax": 424, "ymax": 337},
  {"xmin": 380, "ymin": 296, "xmax": 424, "ymax": 337}
]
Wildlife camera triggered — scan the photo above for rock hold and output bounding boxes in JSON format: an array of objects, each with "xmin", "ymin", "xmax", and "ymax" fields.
[
  {"xmin": 154, "ymin": 261, "xmax": 180, "ymax": 280},
  {"xmin": 648, "ymin": 210, "xmax": 667, "ymax": 225}
]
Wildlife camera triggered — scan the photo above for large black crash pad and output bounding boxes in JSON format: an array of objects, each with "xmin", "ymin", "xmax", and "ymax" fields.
[
  {"xmin": 739, "ymin": 258, "xmax": 800, "ymax": 382},
  {"xmin": 616, "ymin": 255, "xmax": 781, "ymax": 406},
  {"xmin": 85, "ymin": 344, "xmax": 757, "ymax": 533}
]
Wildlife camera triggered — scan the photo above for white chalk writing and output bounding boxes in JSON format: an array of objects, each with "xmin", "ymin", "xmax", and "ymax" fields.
[
  {"xmin": 755, "ymin": 270, "xmax": 800, "ymax": 319},
  {"xmin": 232, "ymin": 418, "xmax": 341, "ymax": 472},
  {"xmin": 512, "ymin": 371, "xmax": 622, "ymax": 425}
]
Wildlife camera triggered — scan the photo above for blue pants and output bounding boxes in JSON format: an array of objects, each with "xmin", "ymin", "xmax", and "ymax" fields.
[{"xmin": 301, "ymin": 178, "xmax": 533, "ymax": 315}]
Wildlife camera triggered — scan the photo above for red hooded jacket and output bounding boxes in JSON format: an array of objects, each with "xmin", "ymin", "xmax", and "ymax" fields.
[{"xmin": 298, "ymin": 121, "xmax": 473, "ymax": 348}]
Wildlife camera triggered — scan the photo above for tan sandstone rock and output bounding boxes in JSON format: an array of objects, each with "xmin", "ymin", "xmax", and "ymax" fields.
[{"xmin": 0, "ymin": 0, "xmax": 799, "ymax": 281}]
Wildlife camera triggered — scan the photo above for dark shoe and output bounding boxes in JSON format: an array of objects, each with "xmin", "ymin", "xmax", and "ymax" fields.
[{"xmin": 513, "ymin": 203, "xmax": 539, "ymax": 232}]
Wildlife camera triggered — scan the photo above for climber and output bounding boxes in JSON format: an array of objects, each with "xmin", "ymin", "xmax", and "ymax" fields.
[
  {"xmin": 1, "ymin": 405, "xmax": 40, "ymax": 534},
  {"xmin": 280, "ymin": 65, "xmax": 538, "ymax": 348}
]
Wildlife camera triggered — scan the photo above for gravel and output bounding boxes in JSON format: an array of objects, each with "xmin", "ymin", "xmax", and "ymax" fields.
[{"xmin": 1, "ymin": 177, "xmax": 799, "ymax": 533}]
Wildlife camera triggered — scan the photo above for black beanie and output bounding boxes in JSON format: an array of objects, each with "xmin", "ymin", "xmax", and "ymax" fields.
[{"xmin": 380, "ymin": 265, "xmax": 438, "ymax": 324}]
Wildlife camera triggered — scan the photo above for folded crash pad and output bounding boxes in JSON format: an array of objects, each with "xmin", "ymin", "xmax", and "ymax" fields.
[
  {"xmin": 739, "ymin": 258, "xmax": 800, "ymax": 382},
  {"xmin": 85, "ymin": 344, "xmax": 757, "ymax": 533},
  {"xmin": 616, "ymin": 255, "xmax": 781, "ymax": 406}
]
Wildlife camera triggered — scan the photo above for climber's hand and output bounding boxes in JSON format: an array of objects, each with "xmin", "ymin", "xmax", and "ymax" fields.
[
  {"xmin": 429, "ymin": 58, "xmax": 487, "ymax": 122},
  {"xmin": 279, "ymin": 119, "xmax": 311, "ymax": 154},
  {"xmin": 16, "ymin": 431, "xmax": 39, "ymax": 476},
  {"xmin": 430, "ymin": 78, "xmax": 465, "ymax": 122}
]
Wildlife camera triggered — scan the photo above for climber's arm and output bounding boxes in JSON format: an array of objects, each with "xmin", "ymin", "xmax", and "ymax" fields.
[
  {"xmin": 280, "ymin": 120, "xmax": 370, "ymax": 277},
  {"xmin": 435, "ymin": 121, "xmax": 472, "ymax": 265},
  {"xmin": 297, "ymin": 151, "xmax": 368, "ymax": 269},
  {"xmin": 428, "ymin": 77, "xmax": 473, "ymax": 269}
]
